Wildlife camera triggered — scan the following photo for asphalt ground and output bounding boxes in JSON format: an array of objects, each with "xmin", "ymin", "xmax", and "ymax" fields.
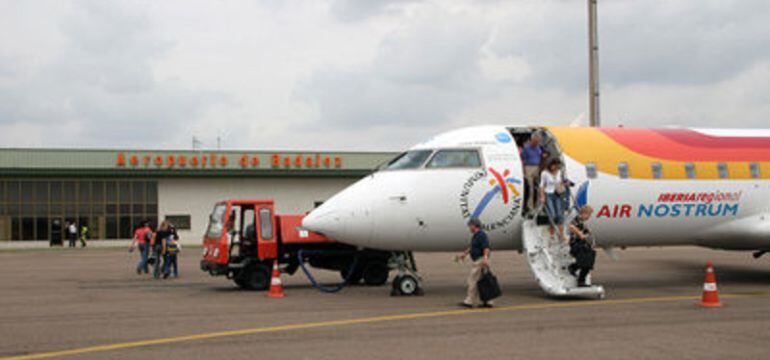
[{"xmin": 1, "ymin": 246, "xmax": 769, "ymax": 360}]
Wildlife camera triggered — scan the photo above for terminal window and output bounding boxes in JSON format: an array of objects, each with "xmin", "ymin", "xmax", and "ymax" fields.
[
  {"xmin": 0, "ymin": 180, "xmax": 158, "ymax": 241},
  {"xmin": 165, "ymin": 215, "xmax": 191, "ymax": 230}
]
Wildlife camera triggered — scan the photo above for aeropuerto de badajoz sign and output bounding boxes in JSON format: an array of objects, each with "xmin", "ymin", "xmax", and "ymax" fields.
[{"xmin": 116, "ymin": 152, "xmax": 344, "ymax": 170}]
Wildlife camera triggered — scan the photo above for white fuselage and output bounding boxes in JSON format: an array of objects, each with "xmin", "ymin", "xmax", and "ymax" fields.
[{"xmin": 302, "ymin": 125, "xmax": 770, "ymax": 253}]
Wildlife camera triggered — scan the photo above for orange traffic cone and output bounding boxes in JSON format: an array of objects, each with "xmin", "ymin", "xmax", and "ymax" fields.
[
  {"xmin": 267, "ymin": 260, "xmax": 285, "ymax": 298},
  {"xmin": 699, "ymin": 262, "xmax": 723, "ymax": 308}
]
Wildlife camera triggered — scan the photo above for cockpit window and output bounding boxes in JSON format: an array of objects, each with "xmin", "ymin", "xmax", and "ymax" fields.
[
  {"xmin": 426, "ymin": 149, "xmax": 482, "ymax": 169},
  {"xmin": 384, "ymin": 150, "xmax": 433, "ymax": 170}
]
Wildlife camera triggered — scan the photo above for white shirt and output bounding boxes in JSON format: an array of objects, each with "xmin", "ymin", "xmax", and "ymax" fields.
[{"xmin": 540, "ymin": 169, "xmax": 563, "ymax": 194}]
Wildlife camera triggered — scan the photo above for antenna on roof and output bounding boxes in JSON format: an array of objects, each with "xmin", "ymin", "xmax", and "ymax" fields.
[{"xmin": 192, "ymin": 136, "xmax": 203, "ymax": 150}]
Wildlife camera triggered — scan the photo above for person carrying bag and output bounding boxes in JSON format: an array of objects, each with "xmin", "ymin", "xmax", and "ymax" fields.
[
  {"xmin": 477, "ymin": 267, "xmax": 502, "ymax": 303},
  {"xmin": 458, "ymin": 218, "xmax": 498, "ymax": 308}
]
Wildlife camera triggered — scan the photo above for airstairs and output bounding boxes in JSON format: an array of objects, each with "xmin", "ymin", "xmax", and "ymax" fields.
[{"xmin": 522, "ymin": 218, "xmax": 605, "ymax": 299}]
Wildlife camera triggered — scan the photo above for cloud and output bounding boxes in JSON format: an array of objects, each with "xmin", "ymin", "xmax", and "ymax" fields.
[
  {"xmin": 0, "ymin": 0, "xmax": 227, "ymax": 147},
  {"xmin": 600, "ymin": 0, "xmax": 770, "ymax": 86},
  {"xmin": 297, "ymin": 4, "xmax": 490, "ymax": 128},
  {"xmin": 329, "ymin": 0, "xmax": 418, "ymax": 22},
  {"xmin": 300, "ymin": 0, "xmax": 770, "ymax": 132},
  {"xmin": 1, "ymin": 0, "xmax": 769, "ymax": 151}
]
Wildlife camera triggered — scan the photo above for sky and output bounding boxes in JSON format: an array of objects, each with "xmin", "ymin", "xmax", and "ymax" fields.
[{"xmin": 1, "ymin": 0, "xmax": 769, "ymax": 151}]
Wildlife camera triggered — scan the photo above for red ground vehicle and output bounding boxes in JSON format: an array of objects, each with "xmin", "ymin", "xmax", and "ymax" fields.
[{"xmin": 200, "ymin": 199, "xmax": 391, "ymax": 290}]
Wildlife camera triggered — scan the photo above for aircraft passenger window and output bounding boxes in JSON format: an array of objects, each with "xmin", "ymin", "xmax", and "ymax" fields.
[
  {"xmin": 651, "ymin": 162, "xmax": 663, "ymax": 179},
  {"xmin": 384, "ymin": 150, "xmax": 433, "ymax": 170},
  {"xmin": 750, "ymin": 163, "xmax": 761, "ymax": 179},
  {"xmin": 717, "ymin": 163, "xmax": 729, "ymax": 179},
  {"xmin": 426, "ymin": 149, "xmax": 481, "ymax": 169},
  {"xmin": 585, "ymin": 162, "xmax": 597, "ymax": 179},
  {"xmin": 685, "ymin": 163, "xmax": 696, "ymax": 179},
  {"xmin": 618, "ymin": 162, "xmax": 629, "ymax": 179}
]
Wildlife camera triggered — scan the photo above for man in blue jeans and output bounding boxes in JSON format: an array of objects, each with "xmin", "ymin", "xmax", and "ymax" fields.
[{"xmin": 458, "ymin": 218, "xmax": 492, "ymax": 308}]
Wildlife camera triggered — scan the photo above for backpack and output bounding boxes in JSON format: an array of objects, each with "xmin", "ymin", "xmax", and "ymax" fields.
[{"xmin": 166, "ymin": 238, "xmax": 180, "ymax": 255}]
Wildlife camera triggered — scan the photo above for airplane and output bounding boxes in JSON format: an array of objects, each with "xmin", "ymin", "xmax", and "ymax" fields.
[{"xmin": 302, "ymin": 125, "xmax": 770, "ymax": 298}]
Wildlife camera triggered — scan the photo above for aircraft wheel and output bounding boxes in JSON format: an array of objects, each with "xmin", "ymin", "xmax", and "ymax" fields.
[
  {"xmin": 362, "ymin": 261, "xmax": 389, "ymax": 286},
  {"xmin": 391, "ymin": 274, "xmax": 422, "ymax": 296}
]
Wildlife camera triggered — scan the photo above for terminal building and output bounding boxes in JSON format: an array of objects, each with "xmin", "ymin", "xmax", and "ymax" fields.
[{"xmin": 0, "ymin": 148, "xmax": 395, "ymax": 244}]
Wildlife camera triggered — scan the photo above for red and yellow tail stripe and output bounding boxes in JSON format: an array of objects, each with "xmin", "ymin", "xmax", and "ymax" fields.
[{"xmin": 548, "ymin": 127, "xmax": 770, "ymax": 180}]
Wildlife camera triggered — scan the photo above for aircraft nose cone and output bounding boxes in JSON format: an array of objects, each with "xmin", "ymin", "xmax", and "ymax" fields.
[
  {"xmin": 302, "ymin": 207, "xmax": 343, "ymax": 237},
  {"xmin": 301, "ymin": 177, "xmax": 374, "ymax": 246}
]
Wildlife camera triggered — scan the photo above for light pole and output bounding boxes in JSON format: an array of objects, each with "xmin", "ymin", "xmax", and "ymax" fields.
[{"xmin": 588, "ymin": 0, "xmax": 600, "ymax": 127}]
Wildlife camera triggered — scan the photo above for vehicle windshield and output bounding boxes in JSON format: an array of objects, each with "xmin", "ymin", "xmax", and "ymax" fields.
[
  {"xmin": 206, "ymin": 204, "xmax": 227, "ymax": 239},
  {"xmin": 383, "ymin": 150, "xmax": 433, "ymax": 170}
]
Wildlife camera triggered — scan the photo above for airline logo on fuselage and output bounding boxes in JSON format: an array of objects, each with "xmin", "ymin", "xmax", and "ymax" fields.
[
  {"xmin": 459, "ymin": 167, "xmax": 522, "ymax": 231},
  {"xmin": 597, "ymin": 191, "xmax": 742, "ymax": 219}
]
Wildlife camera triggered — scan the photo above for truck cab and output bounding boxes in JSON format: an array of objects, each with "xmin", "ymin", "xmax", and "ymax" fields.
[{"xmin": 201, "ymin": 199, "xmax": 391, "ymax": 290}]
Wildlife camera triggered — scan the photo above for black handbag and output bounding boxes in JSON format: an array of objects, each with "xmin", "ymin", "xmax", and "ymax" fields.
[
  {"xmin": 477, "ymin": 268, "xmax": 502, "ymax": 302},
  {"xmin": 147, "ymin": 252, "xmax": 157, "ymax": 265}
]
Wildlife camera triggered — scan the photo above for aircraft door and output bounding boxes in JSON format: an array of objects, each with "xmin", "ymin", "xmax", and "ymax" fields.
[{"xmin": 371, "ymin": 171, "xmax": 419, "ymax": 249}]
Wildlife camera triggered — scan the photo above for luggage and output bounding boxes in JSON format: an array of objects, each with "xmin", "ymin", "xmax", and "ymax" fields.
[
  {"xmin": 477, "ymin": 268, "xmax": 502, "ymax": 302},
  {"xmin": 147, "ymin": 252, "xmax": 157, "ymax": 265}
]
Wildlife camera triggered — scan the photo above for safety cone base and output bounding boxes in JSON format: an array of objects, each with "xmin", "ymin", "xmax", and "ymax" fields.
[{"xmin": 698, "ymin": 301, "xmax": 723, "ymax": 308}]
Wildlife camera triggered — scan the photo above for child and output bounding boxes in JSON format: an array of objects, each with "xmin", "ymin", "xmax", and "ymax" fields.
[
  {"xmin": 567, "ymin": 205, "xmax": 597, "ymax": 287},
  {"xmin": 163, "ymin": 234, "xmax": 182, "ymax": 279}
]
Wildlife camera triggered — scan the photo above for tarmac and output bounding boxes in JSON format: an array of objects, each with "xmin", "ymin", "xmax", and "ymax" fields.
[{"xmin": 0, "ymin": 246, "xmax": 769, "ymax": 360}]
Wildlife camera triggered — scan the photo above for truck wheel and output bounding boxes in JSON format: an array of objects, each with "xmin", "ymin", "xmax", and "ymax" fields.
[
  {"xmin": 238, "ymin": 264, "xmax": 271, "ymax": 291},
  {"xmin": 340, "ymin": 264, "xmax": 363, "ymax": 284},
  {"xmin": 362, "ymin": 261, "xmax": 389, "ymax": 286}
]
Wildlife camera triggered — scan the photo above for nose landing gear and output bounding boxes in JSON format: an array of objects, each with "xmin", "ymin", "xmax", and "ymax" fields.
[{"xmin": 390, "ymin": 252, "xmax": 424, "ymax": 296}]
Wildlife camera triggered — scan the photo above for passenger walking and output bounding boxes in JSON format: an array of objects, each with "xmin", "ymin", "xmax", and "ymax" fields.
[
  {"xmin": 568, "ymin": 206, "xmax": 597, "ymax": 287},
  {"xmin": 151, "ymin": 221, "xmax": 174, "ymax": 279},
  {"xmin": 79, "ymin": 225, "xmax": 89, "ymax": 248},
  {"xmin": 458, "ymin": 218, "xmax": 492, "ymax": 308},
  {"xmin": 66, "ymin": 221, "xmax": 78, "ymax": 248},
  {"xmin": 131, "ymin": 221, "xmax": 152, "ymax": 275},
  {"xmin": 521, "ymin": 133, "xmax": 545, "ymax": 214},
  {"xmin": 163, "ymin": 234, "xmax": 181, "ymax": 278},
  {"xmin": 539, "ymin": 159, "xmax": 567, "ymax": 240}
]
